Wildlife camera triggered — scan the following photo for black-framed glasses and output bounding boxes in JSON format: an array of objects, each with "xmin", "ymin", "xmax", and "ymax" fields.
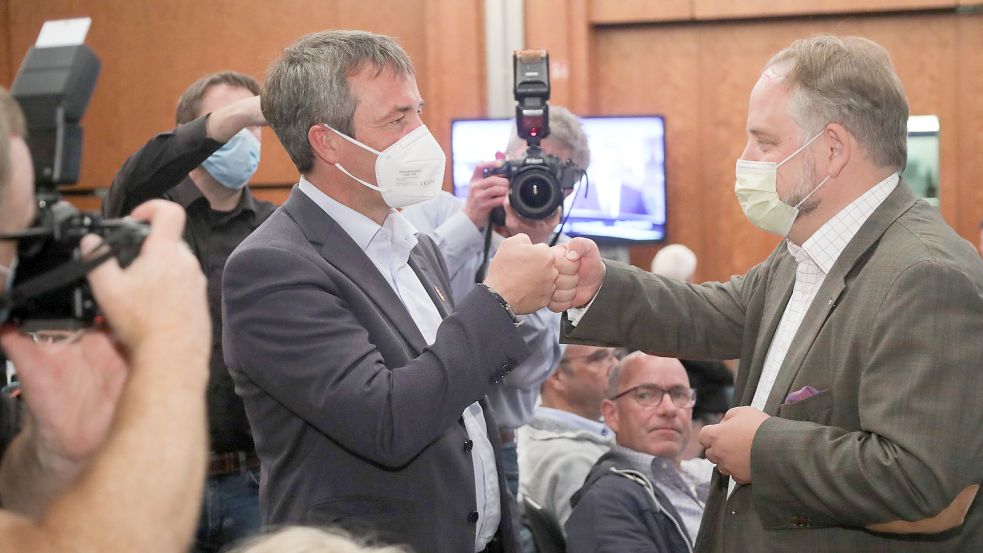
[{"xmin": 610, "ymin": 384, "xmax": 696, "ymax": 409}]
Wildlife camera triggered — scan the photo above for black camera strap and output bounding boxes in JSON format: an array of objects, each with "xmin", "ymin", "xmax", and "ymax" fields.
[{"xmin": 473, "ymin": 222, "xmax": 495, "ymax": 284}]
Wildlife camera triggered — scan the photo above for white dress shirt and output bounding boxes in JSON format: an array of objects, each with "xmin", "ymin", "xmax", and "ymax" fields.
[{"xmin": 299, "ymin": 178, "xmax": 501, "ymax": 551}]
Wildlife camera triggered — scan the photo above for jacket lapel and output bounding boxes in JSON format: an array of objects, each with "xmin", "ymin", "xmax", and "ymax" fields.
[
  {"xmin": 282, "ymin": 187, "xmax": 428, "ymax": 353},
  {"xmin": 762, "ymin": 182, "xmax": 919, "ymax": 413},
  {"xmin": 735, "ymin": 253, "xmax": 795, "ymax": 407},
  {"xmin": 408, "ymin": 246, "xmax": 453, "ymax": 319}
]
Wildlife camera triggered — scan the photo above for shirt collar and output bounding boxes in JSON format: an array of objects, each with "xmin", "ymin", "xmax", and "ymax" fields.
[
  {"xmin": 535, "ymin": 406, "xmax": 612, "ymax": 438},
  {"xmin": 787, "ymin": 172, "xmax": 899, "ymax": 274},
  {"xmin": 298, "ymin": 177, "xmax": 419, "ymax": 260},
  {"xmin": 171, "ymin": 177, "xmax": 259, "ymax": 218}
]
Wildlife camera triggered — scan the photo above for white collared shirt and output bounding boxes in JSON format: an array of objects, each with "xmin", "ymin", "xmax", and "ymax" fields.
[
  {"xmin": 299, "ymin": 178, "xmax": 501, "ymax": 551},
  {"xmin": 750, "ymin": 172, "xmax": 899, "ymax": 410}
]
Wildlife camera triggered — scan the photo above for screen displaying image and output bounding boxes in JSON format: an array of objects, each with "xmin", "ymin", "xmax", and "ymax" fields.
[{"xmin": 450, "ymin": 115, "xmax": 668, "ymax": 244}]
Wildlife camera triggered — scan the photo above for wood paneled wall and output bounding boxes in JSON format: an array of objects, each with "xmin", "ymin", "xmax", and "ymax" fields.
[
  {"xmin": 3, "ymin": 2, "xmax": 982, "ymax": 282},
  {"xmin": 524, "ymin": 3, "xmax": 983, "ymax": 282},
  {"xmin": 1, "ymin": 0, "xmax": 486, "ymax": 201}
]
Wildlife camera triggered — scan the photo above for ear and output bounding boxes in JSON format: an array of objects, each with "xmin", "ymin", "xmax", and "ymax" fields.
[
  {"xmin": 308, "ymin": 124, "xmax": 340, "ymax": 165},
  {"xmin": 601, "ymin": 399, "xmax": 619, "ymax": 433},
  {"xmin": 823, "ymin": 123, "xmax": 851, "ymax": 178}
]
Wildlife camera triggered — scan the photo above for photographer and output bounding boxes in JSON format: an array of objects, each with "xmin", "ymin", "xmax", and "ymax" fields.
[
  {"xmin": 103, "ymin": 71, "xmax": 274, "ymax": 552},
  {"xmin": 0, "ymin": 86, "xmax": 210, "ymax": 551},
  {"xmin": 402, "ymin": 105, "xmax": 591, "ymax": 496}
]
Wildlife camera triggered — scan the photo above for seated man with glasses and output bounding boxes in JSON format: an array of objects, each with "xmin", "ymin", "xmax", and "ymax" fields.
[
  {"xmin": 517, "ymin": 345, "xmax": 617, "ymax": 533},
  {"xmin": 565, "ymin": 352, "xmax": 712, "ymax": 553}
]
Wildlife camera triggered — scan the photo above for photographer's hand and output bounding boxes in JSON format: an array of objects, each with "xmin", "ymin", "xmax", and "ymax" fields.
[
  {"xmin": 83, "ymin": 200, "xmax": 210, "ymax": 362},
  {"xmin": 462, "ymin": 159, "xmax": 509, "ymax": 230},
  {"xmin": 0, "ymin": 328, "xmax": 127, "ymax": 518}
]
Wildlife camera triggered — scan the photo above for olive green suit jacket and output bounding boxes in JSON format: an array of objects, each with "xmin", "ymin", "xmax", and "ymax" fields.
[{"xmin": 563, "ymin": 184, "xmax": 983, "ymax": 552}]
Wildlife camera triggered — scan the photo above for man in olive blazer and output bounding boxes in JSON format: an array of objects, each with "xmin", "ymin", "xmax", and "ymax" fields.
[{"xmin": 554, "ymin": 35, "xmax": 983, "ymax": 552}]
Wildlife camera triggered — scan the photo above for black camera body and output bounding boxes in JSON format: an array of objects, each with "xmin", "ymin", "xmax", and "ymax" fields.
[
  {"xmin": 485, "ymin": 50, "xmax": 581, "ymax": 223},
  {"xmin": 0, "ymin": 43, "xmax": 148, "ymax": 331}
]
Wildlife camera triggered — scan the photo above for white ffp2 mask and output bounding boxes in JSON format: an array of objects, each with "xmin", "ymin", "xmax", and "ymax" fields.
[{"xmin": 328, "ymin": 124, "xmax": 445, "ymax": 209}]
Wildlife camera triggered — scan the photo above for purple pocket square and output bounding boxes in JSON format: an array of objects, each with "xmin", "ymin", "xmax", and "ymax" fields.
[{"xmin": 784, "ymin": 386, "xmax": 821, "ymax": 404}]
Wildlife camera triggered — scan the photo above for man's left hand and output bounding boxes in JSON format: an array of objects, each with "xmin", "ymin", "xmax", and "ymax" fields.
[{"xmin": 698, "ymin": 406, "xmax": 770, "ymax": 484}]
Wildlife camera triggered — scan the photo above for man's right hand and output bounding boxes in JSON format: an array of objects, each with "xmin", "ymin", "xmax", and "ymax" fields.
[
  {"xmin": 82, "ymin": 200, "xmax": 210, "ymax": 367},
  {"xmin": 549, "ymin": 237, "xmax": 605, "ymax": 312},
  {"xmin": 206, "ymin": 95, "xmax": 267, "ymax": 143},
  {"xmin": 462, "ymin": 159, "xmax": 509, "ymax": 230},
  {"xmin": 484, "ymin": 234, "xmax": 557, "ymax": 315}
]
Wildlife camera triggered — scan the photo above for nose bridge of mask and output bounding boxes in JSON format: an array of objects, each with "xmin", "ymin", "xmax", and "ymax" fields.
[{"xmin": 777, "ymin": 129, "xmax": 824, "ymax": 169}]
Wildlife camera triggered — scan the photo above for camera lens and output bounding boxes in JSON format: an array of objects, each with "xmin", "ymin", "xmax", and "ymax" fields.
[{"xmin": 510, "ymin": 166, "xmax": 561, "ymax": 220}]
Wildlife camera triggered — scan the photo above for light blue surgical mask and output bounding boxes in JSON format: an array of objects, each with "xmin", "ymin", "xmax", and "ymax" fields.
[
  {"xmin": 202, "ymin": 129, "xmax": 261, "ymax": 190},
  {"xmin": 0, "ymin": 256, "xmax": 17, "ymax": 323}
]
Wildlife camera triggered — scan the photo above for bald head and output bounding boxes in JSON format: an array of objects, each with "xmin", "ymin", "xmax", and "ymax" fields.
[{"xmin": 603, "ymin": 352, "xmax": 693, "ymax": 462}]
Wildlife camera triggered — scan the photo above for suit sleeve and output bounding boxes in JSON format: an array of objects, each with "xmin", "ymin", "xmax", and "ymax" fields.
[
  {"xmin": 751, "ymin": 260, "xmax": 983, "ymax": 528},
  {"xmin": 103, "ymin": 116, "xmax": 222, "ymax": 216},
  {"xmin": 562, "ymin": 259, "xmax": 763, "ymax": 360},
  {"xmin": 222, "ymin": 244, "xmax": 532, "ymax": 468}
]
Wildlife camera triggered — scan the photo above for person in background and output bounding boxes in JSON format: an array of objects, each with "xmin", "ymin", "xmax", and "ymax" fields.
[
  {"xmin": 103, "ymin": 71, "xmax": 273, "ymax": 552},
  {"xmin": 650, "ymin": 243, "xmax": 697, "ymax": 282},
  {"xmin": 566, "ymin": 353, "xmax": 710, "ymax": 551},
  {"xmin": 517, "ymin": 345, "xmax": 616, "ymax": 531},
  {"xmin": 0, "ymin": 85, "xmax": 211, "ymax": 552},
  {"xmin": 402, "ymin": 105, "xmax": 591, "ymax": 497}
]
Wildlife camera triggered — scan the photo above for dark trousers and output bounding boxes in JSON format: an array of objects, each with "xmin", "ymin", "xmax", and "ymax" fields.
[{"xmin": 192, "ymin": 467, "xmax": 261, "ymax": 553}]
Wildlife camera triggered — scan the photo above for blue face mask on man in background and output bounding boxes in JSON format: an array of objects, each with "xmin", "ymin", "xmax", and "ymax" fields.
[{"xmin": 202, "ymin": 129, "xmax": 261, "ymax": 190}]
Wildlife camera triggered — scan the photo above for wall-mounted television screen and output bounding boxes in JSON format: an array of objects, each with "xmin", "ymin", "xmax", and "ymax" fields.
[{"xmin": 450, "ymin": 115, "xmax": 667, "ymax": 244}]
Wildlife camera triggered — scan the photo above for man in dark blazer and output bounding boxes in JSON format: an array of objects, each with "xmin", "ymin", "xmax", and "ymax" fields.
[
  {"xmin": 550, "ymin": 35, "xmax": 983, "ymax": 552},
  {"xmin": 222, "ymin": 31, "xmax": 558, "ymax": 553}
]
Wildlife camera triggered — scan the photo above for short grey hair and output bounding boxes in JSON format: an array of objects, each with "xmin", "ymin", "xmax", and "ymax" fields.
[
  {"xmin": 506, "ymin": 105, "xmax": 591, "ymax": 169},
  {"xmin": 765, "ymin": 35, "xmax": 909, "ymax": 170},
  {"xmin": 263, "ymin": 30, "xmax": 415, "ymax": 173},
  {"xmin": 651, "ymin": 244, "xmax": 697, "ymax": 281},
  {"xmin": 606, "ymin": 350, "xmax": 646, "ymax": 398}
]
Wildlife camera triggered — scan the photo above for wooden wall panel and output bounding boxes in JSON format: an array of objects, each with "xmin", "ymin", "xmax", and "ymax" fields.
[
  {"xmin": 693, "ymin": 0, "xmax": 956, "ymax": 20},
  {"xmin": 0, "ymin": 2, "xmax": 11, "ymax": 88},
  {"xmin": 589, "ymin": 0, "xmax": 692, "ymax": 24},
  {"xmin": 3, "ymin": 0, "xmax": 486, "ymax": 199},
  {"xmin": 581, "ymin": 12, "xmax": 978, "ymax": 282}
]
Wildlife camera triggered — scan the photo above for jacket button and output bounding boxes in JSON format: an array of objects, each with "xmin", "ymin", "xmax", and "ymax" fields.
[
  {"xmin": 468, "ymin": 511, "xmax": 479, "ymax": 524},
  {"xmin": 464, "ymin": 439, "xmax": 474, "ymax": 453}
]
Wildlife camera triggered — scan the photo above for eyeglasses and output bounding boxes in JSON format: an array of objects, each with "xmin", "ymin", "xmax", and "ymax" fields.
[
  {"xmin": 29, "ymin": 329, "xmax": 86, "ymax": 345},
  {"xmin": 564, "ymin": 349, "xmax": 617, "ymax": 366},
  {"xmin": 610, "ymin": 384, "xmax": 696, "ymax": 409}
]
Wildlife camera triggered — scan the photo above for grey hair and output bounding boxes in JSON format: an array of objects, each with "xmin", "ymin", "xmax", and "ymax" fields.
[
  {"xmin": 506, "ymin": 105, "xmax": 591, "ymax": 169},
  {"xmin": 263, "ymin": 30, "xmax": 415, "ymax": 173},
  {"xmin": 651, "ymin": 244, "xmax": 697, "ymax": 281},
  {"xmin": 606, "ymin": 350, "xmax": 646, "ymax": 398},
  {"xmin": 765, "ymin": 35, "xmax": 908, "ymax": 170}
]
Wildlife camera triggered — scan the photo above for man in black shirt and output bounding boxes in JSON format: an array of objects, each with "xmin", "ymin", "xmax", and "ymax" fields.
[{"xmin": 103, "ymin": 71, "xmax": 274, "ymax": 553}]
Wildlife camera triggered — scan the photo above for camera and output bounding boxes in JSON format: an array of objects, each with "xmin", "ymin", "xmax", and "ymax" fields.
[
  {"xmin": 485, "ymin": 50, "xmax": 584, "ymax": 223},
  {"xmin": 0, "ymin": 43, "xmax": 148, "ymax": 331}
]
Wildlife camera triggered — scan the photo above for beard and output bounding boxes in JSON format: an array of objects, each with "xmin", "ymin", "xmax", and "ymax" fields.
[{"xmin": 785, "ymin": 153, "xmax": 822, "ymax": 216}]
